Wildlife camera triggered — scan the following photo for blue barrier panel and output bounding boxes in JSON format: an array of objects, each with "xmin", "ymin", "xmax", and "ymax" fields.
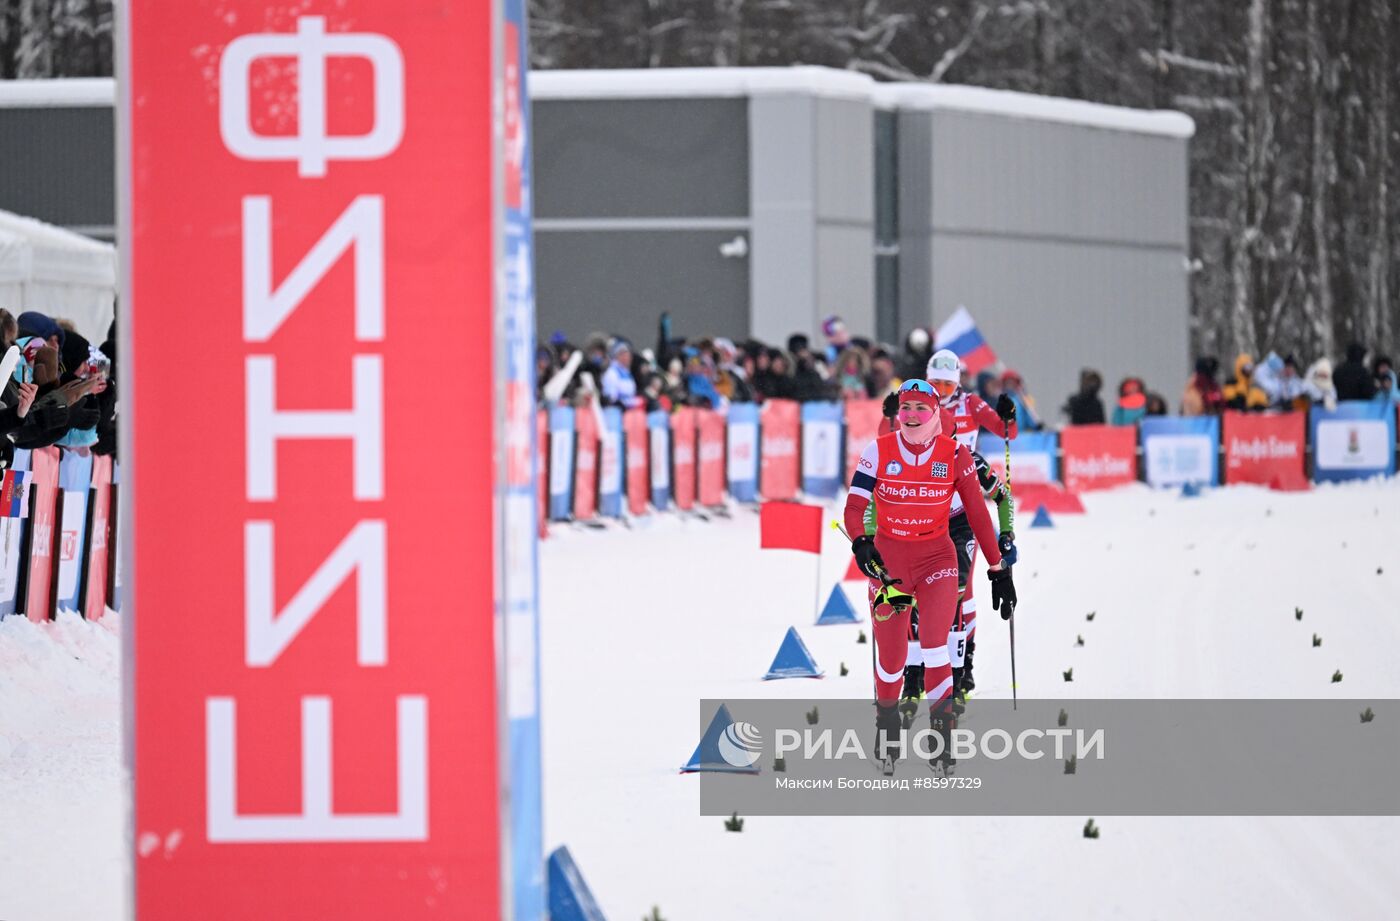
[
  {"xmin": 56, "ymin": 450, "xmax": 94, "ymax": 611},
  {"xmin": 978, "ymin": 430, "xmax": 1060, "ymax": 483},
  {"xmin": 548, "ymin": 406, "xmax": 575, "ymax": 520},
  {"xmin": 801, "ymin": 401, "xmax": 844, "ymax": 498},
  {"xmin": 598, "ymin": 407, "xmax": 624, "ymax": 518},
  {"xmin": 647, "ymin": 409, "xmax": 671, "ymax": 510},
  {"xmin": 727, "ymin": 402, "xmax": 760, "ymax": 502},
  {"xmin": 1140, "ymin": 416, "xmax": 1220, "ymax": 488},
  {"xmin": 503, "ymin": 4, "xmax": 543, "ymax": 913},
  {"xmin": 1311, "ymin": 401, "xmax": 1397, "ymax": 482}
]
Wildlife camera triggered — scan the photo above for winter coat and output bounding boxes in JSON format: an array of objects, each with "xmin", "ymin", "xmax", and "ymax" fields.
[
  {"xmin": 1222, "ymin": 354, "xmax": 1269, "ymax": 411},
  {"xmin": 1374, "ymin": 370, "xmax": 1400, "ymax": 407},
  {"xmin": 1334, "ymin": 346, "xmax": 1376, "ymax": 401},
  {"xmin": 1181, "ymin": 373, "xmax": 1225, "ymax": 416},
  {"xmin": 600, "ymin": 360, "xmax": 641, "ymax": 408}
]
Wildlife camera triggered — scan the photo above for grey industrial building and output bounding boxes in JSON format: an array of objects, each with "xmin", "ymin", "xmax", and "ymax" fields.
[
  {"xmin": 1, "ymin": 67, "xmax": 1193, "ymax": 408},
  {"xmin": 532, "ymin": 67, "xmax": 1193, "ymax": 414}
]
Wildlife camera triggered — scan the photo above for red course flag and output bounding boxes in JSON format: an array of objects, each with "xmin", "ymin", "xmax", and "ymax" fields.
[{"xmin": 760, "ymin": 501, "xmax": 824, "ymax": 554}]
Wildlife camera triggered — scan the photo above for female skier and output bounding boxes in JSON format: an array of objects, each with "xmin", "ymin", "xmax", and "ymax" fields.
[{"xmin": 845, "ymin": 379, "xmax": 1016, "ymax": 770}]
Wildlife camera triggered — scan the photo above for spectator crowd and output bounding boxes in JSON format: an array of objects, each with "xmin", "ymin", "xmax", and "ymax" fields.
[
  {"xmin": 0, "ymin": 308, "xmax": 116, "ymax": 471},
  {"xmin": 537, "ymin": 311, "xmax": 1397, "ymax": 428}
]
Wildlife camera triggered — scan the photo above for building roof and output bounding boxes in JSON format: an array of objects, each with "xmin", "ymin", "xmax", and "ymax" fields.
[{"xmin": 0, "ymin": 68, "xmax": 1195, "ymax": 137}]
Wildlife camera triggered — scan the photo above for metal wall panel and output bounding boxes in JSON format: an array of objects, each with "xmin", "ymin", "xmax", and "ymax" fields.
[
  {"xmin": 0, "ymin": 107, "xmax": 115, "ymax": 237},
  {"xmin": 925, "ymin": 234, "xmax": 1190, "ymax": 420},
  {"xmin": 926, "ymin": 111, "xmax": 1188, "ymax": 247},
  {"xmin": 814, "ymin": 97, "xmax": 872, "ymax": 224},
  {"xmin": 535, "ymin": 228, "xmax": 749, "ymax": 349},
  {"xmin": 749, "ymin": 94, "xmax": 816, "ymax": 344},
  {"xmin": 533, "ymin": 98, "xmax": 748, "ymax": 219}
]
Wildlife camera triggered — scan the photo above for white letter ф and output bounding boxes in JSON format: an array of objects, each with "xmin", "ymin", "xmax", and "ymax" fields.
[
  {"xmin": 206, "ymin": 696, "xmax": 427, "ymax": 842},
  {"xmin": 219, "ymin": 15, "xmax": 404, "ymax": 177}
]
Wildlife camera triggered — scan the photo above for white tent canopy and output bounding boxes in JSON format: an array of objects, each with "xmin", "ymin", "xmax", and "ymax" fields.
[{"xmin": 0, "ymin": 208, "xmax": 116, "ymax": 344}]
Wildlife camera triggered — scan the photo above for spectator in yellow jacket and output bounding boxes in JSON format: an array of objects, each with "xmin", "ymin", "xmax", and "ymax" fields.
[{"xmin": 1223, "ymin": 353, "xmax": 1269, "ymax": 411}]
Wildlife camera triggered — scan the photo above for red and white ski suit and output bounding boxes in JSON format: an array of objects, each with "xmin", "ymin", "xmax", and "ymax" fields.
[
  {"xmin": 943, "ymin": 390, "xmax": 1016, "ymax": 641},
  {"xmin": 845, "ymin": 430, "xmax": 1002, "ymax": 706}
]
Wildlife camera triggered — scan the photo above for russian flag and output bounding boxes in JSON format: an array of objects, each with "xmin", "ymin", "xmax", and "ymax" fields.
[
  {"xmin": 935, "ymin": 306, "xmax": 998, "ymax": 376},
  {"xmin": 1, "ymin": 470, "xmax": 25, "ymax": 518}
]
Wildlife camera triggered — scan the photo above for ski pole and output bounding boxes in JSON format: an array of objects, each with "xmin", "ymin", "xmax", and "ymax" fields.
[
  {"xmin": 1004, "ymin": 420, "xmax": 1017, "ymax": 710},
  {"xmin": 832, "ymin": 520, "xmax": 900, "ymax": 587},
  {"xmin": 1008, "ymin": 604, "xmax": 1017, "ymax": 711}
]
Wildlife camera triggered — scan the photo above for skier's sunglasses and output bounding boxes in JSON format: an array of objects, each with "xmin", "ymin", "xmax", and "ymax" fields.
[
  {"xmin": 898, "ymin": 379, "xmax": 936, "ymax": 397},
  {"xmin": 928, "ymin": 354, "xmax": 961, "ymax": 375}
]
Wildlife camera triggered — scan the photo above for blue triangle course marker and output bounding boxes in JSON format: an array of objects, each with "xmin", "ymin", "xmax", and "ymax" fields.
[
  {"xmin": 763, "ymin": 626, "xmax": 824, "ymax": 680},
  {"xmin": 1029, "ymin": 505, "xmax": 1054, "ymax": 529},
  {"xmin": 1180, "ymin": 481, "xmax": 1202, "ymax": 498},
  {"xmin": 816, "ymin": 584, "xmax": 861, "ymax": 625},
  {"xmin": 547, "ymin": 845, "xmax": 608, "ymax": 921},
  {"xmin": 681, "ymin": 703, "xmax": 761, "ymax": 773}
]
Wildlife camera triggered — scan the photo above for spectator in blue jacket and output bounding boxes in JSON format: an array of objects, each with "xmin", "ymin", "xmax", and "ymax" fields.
[
  {"xmin": 1374, "ymin": 356, "xmax": 1399, "ymax": 407},
  {"xmin": 600, "ymin": 341, "xmax": 643, "ymax": 409}
]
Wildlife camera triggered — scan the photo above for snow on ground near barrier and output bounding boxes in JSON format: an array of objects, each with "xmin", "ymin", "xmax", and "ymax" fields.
[
  {"xmin": 0, "ymin": 610, "xmax": 124, "ymax": 920},
  {"xmin": 2, "ymin": 483, "xmax": 1397, "ymax": 919},
  {"xmin": 541, "ymin": 481, "xmax": 1400, "ymax": 920}
]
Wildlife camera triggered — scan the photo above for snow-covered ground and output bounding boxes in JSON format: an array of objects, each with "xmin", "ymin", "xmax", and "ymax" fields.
[
  {"xmin": 540, "ymin": 481, "xmax": 1400, "ymax": 920},
  {"xmin": 0, "ymin": 609, "xmax": 125, "ymax": 920},
  {"xmin": 2, "ymin": 481, "xmax": 1398, "ymax": 919}
]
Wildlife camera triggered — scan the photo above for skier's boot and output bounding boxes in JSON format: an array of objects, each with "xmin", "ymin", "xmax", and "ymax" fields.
[
  {"xmin": 874, "ymin": 702, "xmax": 905, "ymax": 777},
  {"xmin": 927, "ymin": 699, "xmax": 958, "ymax": 776},
  {"xmin": 899, "ymin": 667, "xmax": 923, "ymax": 728},
  {"xmin": 961, "ymin": 636, "xmax": 977, "ymax": 695},
  {"xmin": 899, "ymin": 601, "xmax": 923, "ymax": 728},
  {"xmin": 950, "ymin": 667, "xmax": 967, "ymax": 715}
]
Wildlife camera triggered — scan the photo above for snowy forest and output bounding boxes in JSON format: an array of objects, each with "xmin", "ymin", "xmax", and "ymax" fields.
[{"xmin": 1, "ymin": 0, "xmax": 1396, "ymax": 362}]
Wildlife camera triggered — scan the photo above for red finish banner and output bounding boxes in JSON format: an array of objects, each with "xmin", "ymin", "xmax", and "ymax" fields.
[
  {"xmin": 672, "ymin": 407, "xmax": 697, "ymax": 511},
  {"xmin": 124, "ymin": 3, "xmax": 502, "ymax": 918},
  {"xmin": 23, "ymin": 446, "xmax": 60, "ymax": 623},
  {"xmin": 623, "ymin": 408, "xmax": 650, "ymax": 516},
  {"xmin": 696, "ymin": 409, "xmax": 726, "ymax": 507},
  {"xmin": 1060, "ymin": 424, "xmax": 1138, "ymax": 492},
  {"xmin": 83, "ymin": 454, "xmax": 114, "ymax": 621},
  {"xmin": 760, "ymin": 399, "xmax": 800, "ymax": 500},
  {"xmin": 1223, "ymin": 411, "xmax": 1307, "ymax": 489},
  {"xmin": 844, "ymin": 399, "xmax": 884, "ymax": 484},
  {"xmin": 574, "ymin": 406, "xmax": 600, "ymax": 520}
]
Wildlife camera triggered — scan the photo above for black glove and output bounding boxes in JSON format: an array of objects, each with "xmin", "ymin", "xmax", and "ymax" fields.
[
  {"xmin": 987, "ymin": 565, "xmax": 1017, "ymax": 618},
  {"xmin": 998, "ymin": 531, "xmax": 1018, "ymax": 566},
  {"xmin": 881, "ymin": 391, "xmax": 898, "ymax": 420},
  {"xmin": 851, "ymin": 534, "xmax": 885, "ymax": 580},
  {"xmin": 996, "ymin": 393, "xmax": 1017, "ymax": 424}
]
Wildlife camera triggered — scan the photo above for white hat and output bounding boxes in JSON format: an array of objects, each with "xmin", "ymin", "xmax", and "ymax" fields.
[{"xmin": 926, "ymin": 349, "xmax": 961, "ymax": 383}]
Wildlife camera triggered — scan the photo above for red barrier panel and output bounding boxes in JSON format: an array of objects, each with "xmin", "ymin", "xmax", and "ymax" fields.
[
  {"xmin": 574, "ymin": 407, "xmax": 600, "ymax": 519},
  {"xmin": 697, "ymin": 409, "xmax": 726, "ymax": 507},
  {"xmin": 537, "ymin": 409, "xmax": 549, "ymax": 538},
  {"xmin": 1015, "ymin": 482, "xmax": 1086, "ymax": 515},
  {"xmin": 1060, "ymin": 425, "xmax": 1138, "ymax": 492},
  {"xmin": 760, "ymin": 399, "xmax": 800, "ymax": 500},
  {"xmin": 83, "ymin": 455, "xmax": 114, "ymax": 621},
  {"xmin": 23, "ymin": 446, "xmax": 60, "ymax": 623},
  {"xmin": 672, "ymin": 407, "xmax": 697, "ymax": 510},
  {"xmin": 1223, "ymin": 411, "xmax": 1308, "ymax": 490},
  {"xmin": 844, "ymin": 399, "xmax": 883, "ymax": 484},
  {"xmin": 623, "ymin": 408, "xmax": 650, "ymax": 516}
]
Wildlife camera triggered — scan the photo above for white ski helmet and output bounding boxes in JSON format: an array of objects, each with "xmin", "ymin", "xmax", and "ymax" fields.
[{"xmin": 926, "ymin": 349, "xmax": 961, "ymax": 383}]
